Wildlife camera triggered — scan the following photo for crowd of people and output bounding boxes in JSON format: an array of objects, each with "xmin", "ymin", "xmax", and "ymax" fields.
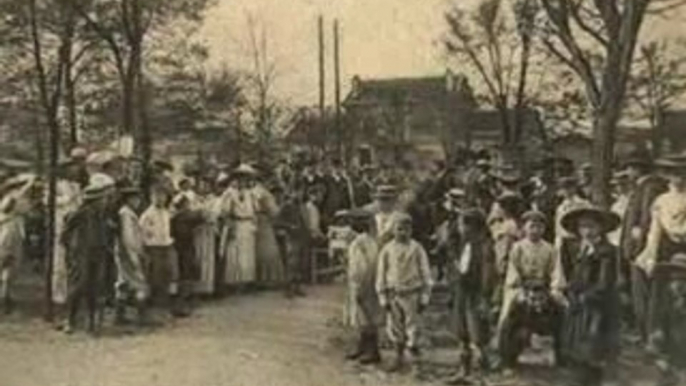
[{"xmin": 1, "ymin": 146, "xmax": 686, "ymax": 386}]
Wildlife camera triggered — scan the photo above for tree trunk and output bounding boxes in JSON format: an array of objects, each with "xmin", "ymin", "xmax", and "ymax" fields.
[
  {"xmin": 591, "ymin": 106, "xmax": 619, "ymax": 208},
  {"xmin": 65, "ymin": 74, "xmax": 77, "ymax": 148}
]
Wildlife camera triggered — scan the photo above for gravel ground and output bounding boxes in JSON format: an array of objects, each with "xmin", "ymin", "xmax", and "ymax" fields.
[{"xmin": 0, "ymin": 271, "xmax": 680, "ymax": 386}]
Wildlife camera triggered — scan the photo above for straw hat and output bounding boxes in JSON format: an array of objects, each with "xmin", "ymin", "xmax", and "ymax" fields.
[{"xmin": 561, "ymin": 205, "xmax": 621, "ymax": 235}]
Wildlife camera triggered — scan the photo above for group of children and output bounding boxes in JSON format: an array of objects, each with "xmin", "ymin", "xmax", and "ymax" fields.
[{"xmin": 341, "ymin": 183, "xmax": 623, "ymax": 386}]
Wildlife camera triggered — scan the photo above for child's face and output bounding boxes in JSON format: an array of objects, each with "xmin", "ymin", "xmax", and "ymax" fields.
[
  {"xmin": 152, "ymin": 193, "xmax": 166, "ymax": 207},
  {"xmin": 127, "ymin": 196, "xmax": 142, "ymax": 211},
  {"xmin": 394, "ymin": 221, "xmax": 412, "ymax": 241},
  {"xmin": 578, "ymin": 217, "xmax": 601, "ymax": 240},
  {"xmin": 524, "ymin": 221, "xmax": 545, "ymax": 240}
]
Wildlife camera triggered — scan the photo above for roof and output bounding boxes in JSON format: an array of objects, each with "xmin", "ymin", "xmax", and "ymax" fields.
[{"xmin": 343, "ymin": 73, "xmax": 475, "ymax": 108}]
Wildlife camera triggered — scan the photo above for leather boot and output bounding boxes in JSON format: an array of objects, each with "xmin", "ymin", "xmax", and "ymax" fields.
[
  {"xmin": 386, "ymin": 345, "xmax": 405, "ymax": 373},
  {"xmin": 115, "ymin": 301, "xmax": 132, "ymax": 325},
  {"xmin": 346, "ymin": 332, "xmax": 366, "ymax": 360},
  {"xmin": 359, "ymin": 331, "xmax": 382, "ymax": 365}
]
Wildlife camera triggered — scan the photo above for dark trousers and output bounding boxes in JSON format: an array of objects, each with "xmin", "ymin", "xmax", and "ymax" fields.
[{"xmin": 631, "ymin": 266, "xmax": 651, "ymax": 341}]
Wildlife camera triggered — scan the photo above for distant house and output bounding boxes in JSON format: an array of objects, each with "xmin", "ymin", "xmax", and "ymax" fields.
[
  {"xmin": 551, "ymin": 127, "xmax": 653, "ymax": 166},
  {"xmin": 342, "ymin": 71, "xmax": 545, "ymax": 165},
  {"xmin": 660, "ymin": 110, "xmax": 686, "ymax": 152}
]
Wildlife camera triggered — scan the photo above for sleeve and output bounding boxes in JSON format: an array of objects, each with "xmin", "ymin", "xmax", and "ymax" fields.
[
  {"xmin": 121, "ymin": 213, "xmax": 144, "ymax": 256},
  {"xmin": 636, "ymin": 201, "xmax": 663, "ymax": 276},
  {"xmin": 417, "ymin": 244, "xmax": 433, "ymax": 305},
  {"xmin": 481, "ymin": 239, "xmax": 497, "ymax": 300},
  {"xmin": 138, "ymin": 210, "xmax": 155, "ymax": 245},
  {"xmin": 504, "ymin": 243, "xmax": 522, "ymax": 290},
  {"xmin": 376, "ymin": 245, "xmax": 389, "ymax": 307},
  {"xmin": 585, "ymin": 247, "xmax": 617, "ymax": 303},
  {"xmin": 549, "ymin": 246, "xmax": 567, "ymax": 293}
]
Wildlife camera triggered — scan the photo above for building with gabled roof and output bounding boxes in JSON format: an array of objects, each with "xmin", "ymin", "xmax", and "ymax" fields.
[{"xmin": 341, "ymin": 70, "xmax": 546, "ymax": 165}]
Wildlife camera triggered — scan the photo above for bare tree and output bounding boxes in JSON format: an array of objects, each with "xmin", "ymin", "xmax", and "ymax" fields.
[
  {"xmin": 538, "ymin": 0, "xmax": 686, "ymax": 207},
  {"xmin": 242, "ymin": 12, "xmax": 282, "ymax": 163},
  {"xmin": 628, "ymin": 39, "xmax": 686, "ymax": 155},
  {"xmin": 444, "ymin": 0, "xmax": 539, "ymax": 153}
]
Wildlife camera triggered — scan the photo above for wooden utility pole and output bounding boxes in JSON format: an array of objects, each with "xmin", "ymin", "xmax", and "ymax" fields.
[
  {"xmin": 333, "ymin": 19, "xmax": 342, "ymax": 160},
  {"xmin": 318, "ymin": 15, "xmax": 326, "ymax": 150}
]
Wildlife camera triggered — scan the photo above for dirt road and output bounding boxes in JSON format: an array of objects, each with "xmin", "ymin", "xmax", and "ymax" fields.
[{"xmin": 0, "ymin": 282, "xmax": 677, "ymax": 386}]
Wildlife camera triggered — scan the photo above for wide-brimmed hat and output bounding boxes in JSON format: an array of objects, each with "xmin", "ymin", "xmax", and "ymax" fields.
[
  {"xmin": 561, "ymin": 205, "xmax": 620, "ymax": 235},
  {"xmin": 84, "ymin": 182, "xmax": 114, "ymax": 201},
  {"xmin": 373, "ymin": 185, "xmax": 399, "ymax": 200}
]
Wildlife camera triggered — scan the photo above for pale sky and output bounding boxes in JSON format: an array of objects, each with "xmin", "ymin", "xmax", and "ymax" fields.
[{"xmin": 200, "ymin": 0, "xmax": 686, "ymax": 106}]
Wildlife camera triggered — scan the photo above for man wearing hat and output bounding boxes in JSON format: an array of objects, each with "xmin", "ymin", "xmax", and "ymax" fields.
[
  {"xmin": 61, "ymin": 178, "xmax": 114, "ymax": 333},
  {"xmin": 114, "ymin": 186, "xmax": 152, "ymax": 325},
  {"xmin": 465, "ymin": 158, "xmax": 495, "ymax": 212},
  {"xmin": 608, "ymin": 170, "xmax": 633, "ymax": 247},
  {"xmin": 558, "ymin": 205, "xmax": 621, "ymax": 386},
  {"xmin": 148, "ymin": 159, "xmax": 175, "ymax": 203},
  {"xmin": 353, "ymin": 165, "xmax": 376, "ymax": 207},
  {"xmin": 432, "ymin": 188, "xmax": 466, "ymax": 282},
  {"xmin": 619, "ymin": 151, "xmax": 667, "ymax": 343},
  {"xmin": 51, "ymin": 160, "xmax": 84, "ymax": 318},
  {"xmin": 635, "ymin": 154, "xmax": 686, "ymax": 370},
  {"xmin": 322, "ymin": 158, "xmax": 354, "ymax": 229}
]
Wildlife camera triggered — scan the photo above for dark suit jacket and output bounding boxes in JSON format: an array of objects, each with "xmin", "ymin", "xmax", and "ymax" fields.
[
  {"xmin": 322, "ymin": 174, "xmax": 352, "ymax": 218},
  {"xmin": 619, "ymin": 175, "xmax": 667, "ymax": 261},
  {"xmin": 450, "ymin": 235, "xmax": 496, "ymax": 300}
]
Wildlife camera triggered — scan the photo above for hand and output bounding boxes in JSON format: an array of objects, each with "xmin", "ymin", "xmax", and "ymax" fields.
[{"xmin": 631, "ymin": 226, "xmax": 642, "ymax": 241}]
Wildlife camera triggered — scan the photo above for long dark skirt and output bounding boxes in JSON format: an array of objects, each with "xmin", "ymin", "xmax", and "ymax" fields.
[{"xmin": 561, "ymin": 299, "xmax": 619, "ymax": 366}]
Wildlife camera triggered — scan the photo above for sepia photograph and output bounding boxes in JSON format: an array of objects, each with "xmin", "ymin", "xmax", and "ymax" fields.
[{"xmin": 1, "ymin": 0, "xmax": 686, "ymax": 385}]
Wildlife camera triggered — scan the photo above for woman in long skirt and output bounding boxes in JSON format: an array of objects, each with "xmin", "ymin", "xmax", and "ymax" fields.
[
  {"xmin": 220, "ymin": 165, "xmax": 259, "ymax": 289},
  {"xmin": 254, "ymin": 182, "xmax": 285, "ymax": 286},
  {"xmin": 559, "ymin": 206, "xmax": 621, "ymax": 386},
  {"xmin": 195, "ymin": 182, "xmax": 219, "ymax": 296}
]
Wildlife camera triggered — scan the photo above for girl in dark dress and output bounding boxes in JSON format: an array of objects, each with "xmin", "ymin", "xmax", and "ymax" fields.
[{"xmin": 559, "ymin": 206, "xmax": 621, "ymax": 386}]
